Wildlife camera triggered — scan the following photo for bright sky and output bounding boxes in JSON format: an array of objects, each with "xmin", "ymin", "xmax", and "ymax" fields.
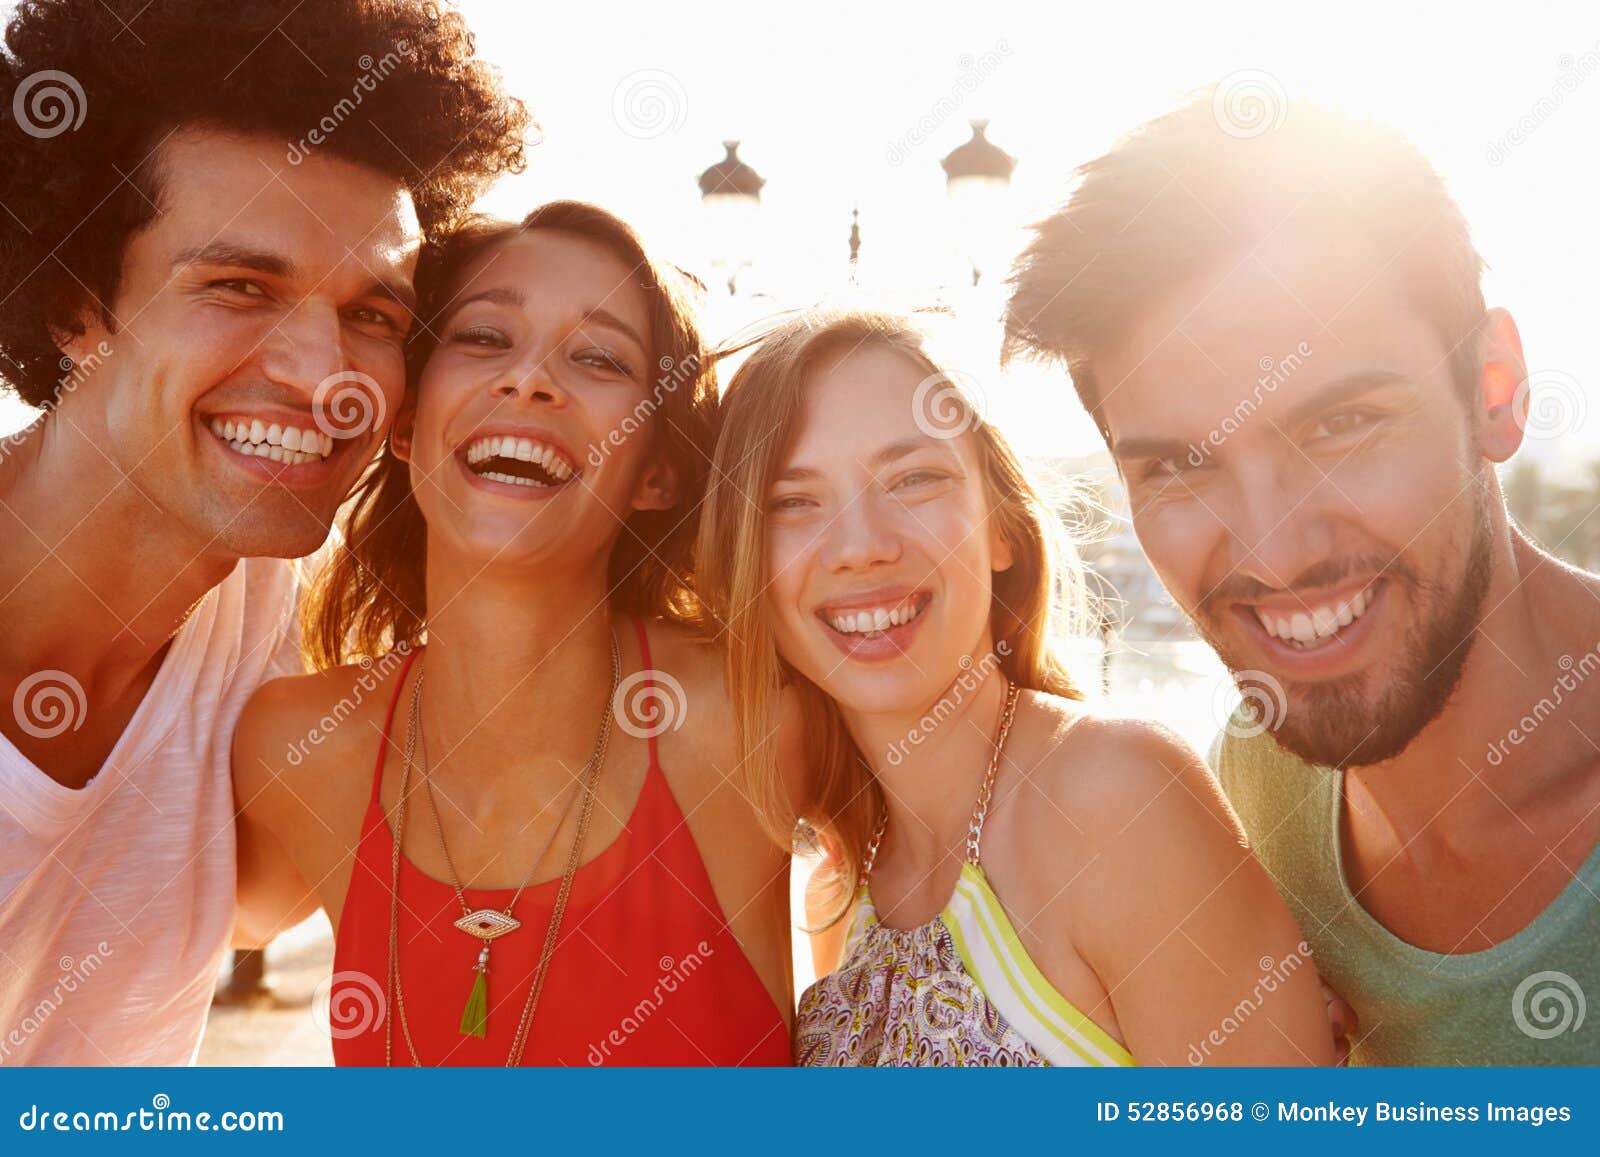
[{"xmin": 4, "ymin": 0, "xmax": 1597, "ymax": 470}]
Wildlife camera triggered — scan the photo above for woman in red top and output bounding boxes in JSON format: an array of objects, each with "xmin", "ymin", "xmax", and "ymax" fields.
[{"xmin": 232, "ymin": 202, "xmax": 794, "ymax": 1065}]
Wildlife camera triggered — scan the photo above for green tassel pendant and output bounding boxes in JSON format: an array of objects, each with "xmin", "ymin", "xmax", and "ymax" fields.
[{"xmin": 460, "ymin": 948, "xmax": 489, "ymax": 1038}]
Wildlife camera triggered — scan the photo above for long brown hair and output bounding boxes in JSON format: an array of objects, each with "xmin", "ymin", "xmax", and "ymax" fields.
[
  {"xmin": 304, "ymin": 201, "xmax": 717, "ymax": 668},
  {"xmin": 697, "ymin": 310, "xmax": 1086, "ymax": 925}
]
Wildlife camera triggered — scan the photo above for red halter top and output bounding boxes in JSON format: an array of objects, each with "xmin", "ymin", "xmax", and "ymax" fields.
[{"xmin": 331, "ymin": 619, "xmax": 790, "ymax": 1066}]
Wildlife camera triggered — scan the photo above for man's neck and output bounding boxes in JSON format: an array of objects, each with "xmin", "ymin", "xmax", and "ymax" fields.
[
  {"xmin": 1352, "ymin": 528, "xmax": 1600, "ymax": 839},
  {"xmin": 0, "ymin": 416, "xmax": 237, "ymax": 700}
]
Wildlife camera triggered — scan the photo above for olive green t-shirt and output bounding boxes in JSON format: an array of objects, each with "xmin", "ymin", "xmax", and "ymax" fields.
[{"xmin": 1212, "ymin": 724, "xmax": 1599, "ymax": 1065}]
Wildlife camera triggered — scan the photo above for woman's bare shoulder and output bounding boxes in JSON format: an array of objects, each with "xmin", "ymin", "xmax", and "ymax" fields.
[{"xmin": 233, "ymin": 652, "xmax": 412, "ymax": 821}]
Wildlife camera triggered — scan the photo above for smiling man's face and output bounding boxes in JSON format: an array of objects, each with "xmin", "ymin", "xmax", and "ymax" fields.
[
  {"xmin": 59, "ymin": 126, "xmax": 420, "ymax": 562},
  {"xmin": 1097, "ymin": 222, "xmax": 1495, "ymax": 767}
]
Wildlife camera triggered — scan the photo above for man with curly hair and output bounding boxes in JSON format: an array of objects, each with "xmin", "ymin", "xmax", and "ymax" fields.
[{"xmin": 0, "ymin": 0, "xmax": 528, "ymax": 1063}]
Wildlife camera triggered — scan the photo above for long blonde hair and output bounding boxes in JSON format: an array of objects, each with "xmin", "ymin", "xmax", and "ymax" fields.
[{"xmin": 697, "ymin": 310, "xmax": 1086, "ymax": 925}]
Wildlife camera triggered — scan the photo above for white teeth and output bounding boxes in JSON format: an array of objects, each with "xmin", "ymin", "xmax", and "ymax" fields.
[
  {"xmin": 208, "ymin": 417, "xmax": 332, "ymax": 462},
  {"xmin": 464, "ymin": 434, "xmax": 575, "ymax": 481},
  {"xmin": 1259, "ymin": 584, "xmax": 1378, "ymax": 650},
  {"xmin": 480, "ymin": 470, "xmax": 552, "ymax": 488},
  {"xmin": 825, "ymin": 600, "xmax": 925, "ymax": 634}
]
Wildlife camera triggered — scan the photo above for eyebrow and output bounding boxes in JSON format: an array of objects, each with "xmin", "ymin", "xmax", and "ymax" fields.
[
  {"xmin": 1111, "ymin": 369, "xmax": 1414, "ymax": 463},
  {"xmin": 433, "ymin": 285, "xmax": 523, "ymax": 330},
  {"xmin": 775, "ymin": 437, "xmax": 937, "ymax": 483},
  {"xmin": 172, "ymin": 242, "xmax": 297, "ymax": 279},
  {"xmin": 1283, "ymin": 370, "xmax": 1412, "ymax": 427},
  {"xmin": 173, "ymin": 242, "xmax": 416, "ymax": 312},
  {"xmin": 576, "ymin": 306, "xmax": 647, "ymax": 354}
]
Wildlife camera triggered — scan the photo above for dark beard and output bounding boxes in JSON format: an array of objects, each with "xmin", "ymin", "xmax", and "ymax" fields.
[{"xmin": 1203, "ymin": 496, "xmax": 1494, "ymax": 769}]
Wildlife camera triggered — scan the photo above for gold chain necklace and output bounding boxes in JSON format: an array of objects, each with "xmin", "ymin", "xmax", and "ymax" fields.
[
  {"xmin": 863, "ymin": 681, "xmax": 1019, "ymax": 878},
  {"xmin": 384, "ymin": 629, "xmax": 620, "ymax": 1066}
]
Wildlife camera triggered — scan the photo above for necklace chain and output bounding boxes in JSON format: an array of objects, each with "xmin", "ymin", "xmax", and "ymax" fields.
[
  {"xmin": 862, "ymin": 680, "xmax": 1019, "ymax": 878},
  {"xmin": 385, "ymin": 628, "xmax": 621, "ymax": 1066},
  {"xmin": 418, "ymin": 687, "xmax": 588, "ymax": 921}
]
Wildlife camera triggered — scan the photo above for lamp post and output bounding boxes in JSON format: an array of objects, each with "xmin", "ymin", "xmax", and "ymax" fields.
[
  {"xmin": 940, "ymin": 119, "xmax": 1016, "ymax": 286},
  {"xmin": 697, "ymin": 140, "xmax": 765, "ymax": 296}
]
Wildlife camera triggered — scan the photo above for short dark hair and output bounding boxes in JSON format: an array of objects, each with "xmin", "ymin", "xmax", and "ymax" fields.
[
  {"xmin": 1003, "ymin": 93, "xmax": 1487, "ymax": 436},
  {"xmin": 0, "ymin": 0, "xmax": 532, "ymax": 407}
]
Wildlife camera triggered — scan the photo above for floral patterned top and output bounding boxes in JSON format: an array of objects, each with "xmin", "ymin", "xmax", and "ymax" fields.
[{"xmin": 794, "ymin": 862, "xmax": 1135, "ymax": 1068}]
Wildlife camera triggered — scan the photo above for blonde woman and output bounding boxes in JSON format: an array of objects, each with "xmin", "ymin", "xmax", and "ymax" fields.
[{"xmin": 698, "ymin": 311, "xmax": 1334, "ymax": 1066}]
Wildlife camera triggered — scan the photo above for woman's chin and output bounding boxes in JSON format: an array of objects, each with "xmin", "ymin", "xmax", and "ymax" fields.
[{"xmin": 812, "ymin": 672, "xmax": 938, "ymax": 723}]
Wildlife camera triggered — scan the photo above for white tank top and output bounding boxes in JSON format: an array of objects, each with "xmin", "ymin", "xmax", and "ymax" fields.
[{"xmin": 0, "ymin": 557, "xmax": 299, "ymax": 1064}]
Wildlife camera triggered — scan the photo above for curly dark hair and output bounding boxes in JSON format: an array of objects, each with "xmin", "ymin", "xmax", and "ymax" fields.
[{"xmin": 0, "ymin": 0, "xmax": 531, "ymax": 407}]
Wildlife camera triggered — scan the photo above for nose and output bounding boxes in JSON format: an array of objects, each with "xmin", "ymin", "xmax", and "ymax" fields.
[
  {"xmin": 259, "ymin": 300, "xmax": 345, "ymax": 400},
  {"xmin": 1224, "ymin": 458, "xmax": 1336, "ymax": 591},
  {"xmin": 494, "ymin": 351, "xmax": 570, "ymax": 408},
  {"xmin": 820, "ymin": 495, "xmax": 902, "ymax": 574}
]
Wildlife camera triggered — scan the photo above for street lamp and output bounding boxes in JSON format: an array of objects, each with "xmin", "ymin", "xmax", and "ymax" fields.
[
  {"xmin": 940, "ymin": 119, "xmax": 1016, "ymax": 286},
  {"xmin": 697, "ymin": 140, "xmax": 765, "ymax": 296}
]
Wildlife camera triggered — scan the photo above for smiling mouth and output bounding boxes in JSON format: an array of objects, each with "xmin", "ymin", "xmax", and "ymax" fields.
[
  {"xmin": 1248, "ymin": 579, "xmax": 1382, "ymax": 651},
  {"xmin": 207, "ymin": 416, "xmax": 333, "ymax": 465},
  {"xmin": 818, "ymin": 592, "xmax": 932, "ymax": 640},
  {"xmin": 462, "ymin": 434, "xmax": 579, "ymax": 489}
]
